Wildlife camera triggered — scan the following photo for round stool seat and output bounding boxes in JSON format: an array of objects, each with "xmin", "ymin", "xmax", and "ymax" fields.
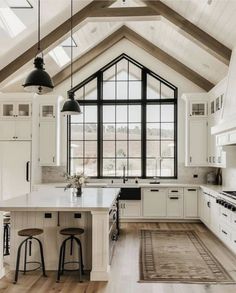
[
  {"xmin": 60, "ymin": 228, "xmax": 84, "ymax": 236},
  {"xmin": 3, "ymin": 212, "xmax": 10, "ymax": 217},
  {"xmin": 18, "ymin": 228, "xmax": 43, "ymax": 237},
  {"xmin": 3, "ymin": 217, "xmax": 10, "ymax": 224}
]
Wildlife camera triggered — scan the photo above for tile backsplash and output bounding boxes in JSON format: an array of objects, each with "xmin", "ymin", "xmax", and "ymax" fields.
[{"xmin": 42, "ymin": 163, "xmax": 215, "ymax": 184}]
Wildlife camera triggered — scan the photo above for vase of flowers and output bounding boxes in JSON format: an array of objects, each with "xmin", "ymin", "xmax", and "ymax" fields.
[{"xmin": 64, "ymin": 172, "xmax": 87, "ymax": 197}]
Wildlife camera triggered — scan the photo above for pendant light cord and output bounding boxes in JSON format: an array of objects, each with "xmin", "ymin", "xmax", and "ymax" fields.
[
  {"xmin": 37, "ymin": 0, "xmax": 41, "ymax": 53},
  {"xmin": 70, "ymin": 0, "xmax": 73, "ymax": 90}
]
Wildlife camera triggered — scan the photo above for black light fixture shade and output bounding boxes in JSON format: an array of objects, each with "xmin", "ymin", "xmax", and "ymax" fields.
[
  {"xmin": 61, "ymin": 92, "xmax": 82, "ymax": 115},
  {"xmin": 23, "ymin": 57, "xmax": 54, "ymax": 94}
]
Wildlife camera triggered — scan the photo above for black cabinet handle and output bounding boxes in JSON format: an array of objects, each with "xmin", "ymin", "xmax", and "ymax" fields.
[
  {"xmin": 26, "ymin": 161, "xmax": 30, "ymax": 182},
  {"xmin": 171, "ymin": 190, "xmax": 178, "ymax": 193},
  {"xmin": 222, "ymin": 230, "xmax": 227, "ymax": 235},
  {"xmin": 188, "ymin": 189, "xmax": 196, "ymax": 191},
  {"xmin": 222, "ymin": 213, "xmax": 227, "ymax": 217},
  {"xmin": 169, "ymin": 197, "xmax": 179, "ymax": 200},
  {"xmin": 150, "ymin": 189, "xmax": 159, "ymax": 192}
]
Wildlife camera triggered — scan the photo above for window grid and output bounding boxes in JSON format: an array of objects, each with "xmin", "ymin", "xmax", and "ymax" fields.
[{"xmin": 68, "ymin": 54, "xmax": 177, "ymax": 178}]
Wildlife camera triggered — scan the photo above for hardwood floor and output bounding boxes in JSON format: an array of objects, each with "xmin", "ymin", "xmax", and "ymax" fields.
[{"xmin": 1, "ymin": 222, "xmax": 236, "ymax": 293}]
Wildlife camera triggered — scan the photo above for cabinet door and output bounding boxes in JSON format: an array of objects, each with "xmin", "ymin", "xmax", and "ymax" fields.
[
  {"xmin": 210, "ymin": 197, "xmax": 219, "ymax": 234},
  {"xmin": 40, "ymin": 104, "xmax": 55, "ymax": 119},
  {"xmin": 0, "ymin": 120, "xmax": 15, "ymax": 140},
  {"xmin": 167, "ymin": 194, "xmax": 183, "ymax": 218},
  {"xmin": 0, "ymin": 141, "xmax": 31, "ymax": 200},
  {"xmin": 143, "ymin": 189, "xmax": 167, "ymax": 217},
  {"xmin": 39, "ymin": 121, "xmax": 56, "ymax": 166},
  {"xmin": 0, "ymin": 102, "xmax": 15, "ymax": 118},
  {"xmin": 189, "ymin": 119, "xmax": 208, "ymax": 166},
  {"xmin": 120, "ymin": 201, "xmax": 141, "ymax": 218},
  {"xmin": 189, "ymin": 102, "xmax": 207, "ymax": 117},
  {"xmin": 16, "ymin": 103, "xmax": 31, "ymax": 118},
  {"xmin": 184, "ymin": 188, "xmax": 198, "ymax": 218},
  {"xmin": 202, "ymin": 193, "xmax": 211, "ymax": 226},
  {"xmin": 15, "ymin": 120, "xmax": 32, "ymax": 140}
]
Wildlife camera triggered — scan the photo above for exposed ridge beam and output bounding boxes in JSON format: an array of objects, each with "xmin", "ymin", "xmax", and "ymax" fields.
[
  {"xmin": 0, "ymin": 0, "xmax": 115, "ymax": 84},
  {"xmin": 89, "ymin": 7, "xmax": 159, "ymax": 18},
  {"xmin": 145, "ymin": 0, "xmax": 231, "ymax": 65},
  {"xmin": 53, "ymin": 25, "xmax": 214, "ymax": 91},
  {"xmin": 53, "ymin": 26, "xmax": 127, "ymax": 86}
]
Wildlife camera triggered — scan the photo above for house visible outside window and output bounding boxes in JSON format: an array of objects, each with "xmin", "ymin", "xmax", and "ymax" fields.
[{"xmin": 69, "ymin": 54, "xmax": 177, "ymax": 178}]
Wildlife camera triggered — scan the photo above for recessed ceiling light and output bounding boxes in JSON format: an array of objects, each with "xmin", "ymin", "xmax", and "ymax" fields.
[
  {"xmin": 90, "ymin": 27, "xmax": 97, "ymax": 34},
  {"xmin": 6, "ymin": 0, "xmax": 33, "ymax": 9},
  {"xmin": 207, "ymin": 0, "xmax": 213, "ymax": 5},
  {"xmin": 0, "ymin": 0, "xmax": 26, "ymax": 37},
  {"xmin": 202, "ymin": 63, "xmax": 210, "ymax": 69}
]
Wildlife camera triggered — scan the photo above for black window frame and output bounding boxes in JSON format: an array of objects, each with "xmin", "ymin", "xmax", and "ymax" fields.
[{"xmin": 68, "ymin": 54, "xmax": 178, "ymax": 179}]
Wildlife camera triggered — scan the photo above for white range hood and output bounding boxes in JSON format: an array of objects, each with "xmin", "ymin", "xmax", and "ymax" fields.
[{"xmin": 212, "ymin": 47, "xmax": 236, "ymax": 135}]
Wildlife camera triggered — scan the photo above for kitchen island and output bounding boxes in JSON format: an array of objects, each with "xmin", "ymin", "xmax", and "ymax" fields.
[{"xmin": 0, "ymin": 187, "xmax": 120, "ymax": 281}]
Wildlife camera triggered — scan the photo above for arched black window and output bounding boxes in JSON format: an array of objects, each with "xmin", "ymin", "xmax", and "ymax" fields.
[{"xmin": 69, "ymin": 54, "xmax": 177, "ymax": 178}]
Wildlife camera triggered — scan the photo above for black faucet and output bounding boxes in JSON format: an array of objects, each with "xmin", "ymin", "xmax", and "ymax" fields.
[{"xmin": 123, "ymin": 166, "xmax": 128, "ymax": 184}]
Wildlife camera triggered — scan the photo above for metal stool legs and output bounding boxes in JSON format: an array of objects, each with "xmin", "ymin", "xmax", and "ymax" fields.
[
  {"xmin": 57, "ymin": 235, "xmax": 83, "ymax": 282},
  {"xmin": 3, "ymin": 223, "xmax": 10, "ymax": 256},
  {"xmin": 14, "ymin": 236, "xmax": 47, "ymax": 284}
]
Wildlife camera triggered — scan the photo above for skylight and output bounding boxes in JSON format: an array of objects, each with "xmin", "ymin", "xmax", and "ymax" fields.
[
  {"xmin": 61, "ymin": 36, "xmax": 77, "ymax": 48},
  {"xmin": 6, "ymin": 0, "xmax": 33, "ymax": 9},
  {"xmin": 0, "ymin": 0, "xmax": 26, "ymax": 37},
  {"xmin": 49, "ymin": 46, "xmax": 70, "ymax": 68}
]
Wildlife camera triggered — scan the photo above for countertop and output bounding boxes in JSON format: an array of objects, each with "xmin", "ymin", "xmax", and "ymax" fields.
[{"xmin": 0, "ymin": 187, "xmax": 120, "ymax": 212}]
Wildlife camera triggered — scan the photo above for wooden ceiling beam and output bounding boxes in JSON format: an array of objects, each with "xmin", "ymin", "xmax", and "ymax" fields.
[
  {"xmin": 0, "ymin": 0, "xmax": 115, "ymax": 84},
  {"xmin": 145, "ymin": 0, "xmax": 231, "ymax": 65},
  {"xmin": 89, "ymin": 7, "xmax": 159, "ymax": 18},
  {"xmin": 53, "ymin": 26, "xmax": 126, "ymax": 86},
  {"xmin": 53, "ymin": 25, "xmax": 214, "ymax": 91}
]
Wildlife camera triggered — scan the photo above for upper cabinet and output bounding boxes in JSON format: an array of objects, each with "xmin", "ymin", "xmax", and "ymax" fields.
[
  {"xmin": 189, "ymin": 101, "xmax": 208, "ymax": 117},
  {"xmin": 0, "ymin": 94, "xmax": 33, "ymax": 141},
  {"xmin": 182, "ymin": 81, "xmax": 226, "ymax": 168},
  {"xmin": 37, "ymin": 96, "xmax": 64, "ymax": 166}
]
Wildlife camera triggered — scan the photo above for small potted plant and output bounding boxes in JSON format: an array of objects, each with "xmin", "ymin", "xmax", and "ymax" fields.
[{"xmin": 64, "ymin": 172, "xmax": 87, "ymax": 197}]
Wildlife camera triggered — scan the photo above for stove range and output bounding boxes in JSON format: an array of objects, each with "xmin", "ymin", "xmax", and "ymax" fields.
[
  {"xmin": 217, "ymin": 191, "xmax": 236, "ymax": 211},
  {"xmin": 221, "ymin": 191, "xmax": 236, "ymax": 200}
]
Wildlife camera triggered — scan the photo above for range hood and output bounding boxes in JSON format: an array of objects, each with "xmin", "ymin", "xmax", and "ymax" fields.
[{"xmin": 212, "ymin": 47, "xmax": 236, "ymax": 135}]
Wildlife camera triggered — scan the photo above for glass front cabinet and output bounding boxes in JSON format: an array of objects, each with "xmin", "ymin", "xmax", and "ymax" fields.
[
  {"xmin": 189, "ymin": 101, "xmax": 208, "ymax": 117},
  {"xmin": 0, "ymin": 102, "xmax": 31, "ymax": 119}
]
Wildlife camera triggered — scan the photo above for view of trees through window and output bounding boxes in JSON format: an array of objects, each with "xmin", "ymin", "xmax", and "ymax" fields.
[{"xmin": 69, "ymin": 54, "xmax": 177, "ymax": 178}]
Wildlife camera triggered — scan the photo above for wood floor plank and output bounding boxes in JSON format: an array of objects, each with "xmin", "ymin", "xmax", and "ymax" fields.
[{"xmin": 0, "ymin": 222, "xmax": 236, "ymax": 292}]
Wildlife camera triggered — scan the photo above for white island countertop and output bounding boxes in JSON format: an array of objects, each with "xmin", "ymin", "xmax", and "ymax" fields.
[{"xmin": 0, "ymin": 187, "xmax": 120, "ymax": 212}]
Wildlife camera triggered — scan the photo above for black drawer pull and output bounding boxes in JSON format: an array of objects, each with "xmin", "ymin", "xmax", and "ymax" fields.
[
  {"xmin": 188, "ymin": 189, "xmax": 196, "ymax": 191},
  {"xmin": 169, "ymin": 197, "xmax": 179, "ymax": 200},
  {"xmin": 222, "ymin": 213, "xmax": 227, "ymax": 217},
  {"xmin": 171, "ymin": 190, "xmax": 178, "ymax": 193},
  {"xmin": 150, "ymin": 189, "xmax": 159, "ymax": 192},
  {"xmin": 222, "ymin": 230, "xmax": 228, "ymax": 235}
]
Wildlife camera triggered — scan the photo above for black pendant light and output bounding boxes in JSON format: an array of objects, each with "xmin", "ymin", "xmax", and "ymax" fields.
[
  {"xmin": 23, "ymin": 0, "xmax": 54, "ymax": 94},
  {"xmin": 61, "ymin": 0, "xmax": 81, "ymax": 115}
]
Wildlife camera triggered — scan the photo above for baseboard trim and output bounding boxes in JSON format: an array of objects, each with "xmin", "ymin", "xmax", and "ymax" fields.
[
  {"xmin": 0, "ymin": 267, "xmax": 5, "ymax": 280},
  {"xmin": 120, "ymin": 219, "xmax": 200, "ymax": 223}
]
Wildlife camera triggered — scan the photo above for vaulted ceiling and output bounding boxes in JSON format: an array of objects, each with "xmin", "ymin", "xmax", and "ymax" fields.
[{"xmin": 0, "ymin": 0, "xmax": 235, "ymax": 92}]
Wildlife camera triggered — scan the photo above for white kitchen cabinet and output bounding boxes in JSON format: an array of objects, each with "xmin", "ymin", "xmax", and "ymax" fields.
[
  {"xmin": 199, "ymin": 191, "xmax": 211, "ymax": 226},
  {"xmin": 189, "ymin": 101, "xmax": 208, "ymax": 117},
  {"xmin": 142, "ymin": 188, "xmax": 167, "ymax": 217},
  {"xmin": 184, "ymin": 188, "xmax": 198, "ymax": 218},
  {"xmin": 0, "ymin": 141, "xmax": 31, "ymax": 200},
  {"xmin": 39, "ymin": 121, "xmax": 57, "ymax": 166},
  {"xmin": 119, "ymin": 200, "xmax": 141, "ymax": 218},
  {"xmin": 0, "ymin": 101, "xmax": 31, "ymax": 119},
  {"xmin": 188, "ymin": 119, "xmax": 208, "ymax": 166},
  {"xmin": 167, "ymin": 194, "xmax": 183, "ymax": 218},
  {"xmin": 38, "ymin": 96, "xmax": 63, "ymax": 166},
  {"xmin": 209, "ymin": 196, "xmax": 219, "ymax": 234}
]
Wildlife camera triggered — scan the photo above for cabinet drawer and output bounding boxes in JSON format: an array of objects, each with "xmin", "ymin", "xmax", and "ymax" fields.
[
  {"xmin": 168, "ymin": 188, "xmax": 183, "ymax": 195},
  {"xmin": 219, "ymin": 207, "xmax": 232, "ymax": 224},
  {"xmin": 219, "ymin": 225, "xmax": 231, "ymax": 243}
]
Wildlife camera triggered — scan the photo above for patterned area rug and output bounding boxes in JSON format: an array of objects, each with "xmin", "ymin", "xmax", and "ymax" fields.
[{"xmin": 139, "ymin": 230, "xmax": 235, "ymax": 283}]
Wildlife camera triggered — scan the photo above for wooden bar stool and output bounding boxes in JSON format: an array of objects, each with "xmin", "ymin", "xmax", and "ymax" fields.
[
  {"xmin": 14, "ymin": 228, "xmax": 47, "ymax": 284},
  {"xmin": 57, "ymin": 227, "xmax": 84, "ymax": 282}
]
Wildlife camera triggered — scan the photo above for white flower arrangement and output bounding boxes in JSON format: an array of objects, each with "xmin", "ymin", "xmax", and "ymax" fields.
[{"xmin": 64, "ymin": 172, "xmax": 88, "ymax": 189}]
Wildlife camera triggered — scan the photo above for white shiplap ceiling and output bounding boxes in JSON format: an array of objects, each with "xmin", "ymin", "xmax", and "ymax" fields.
[{"xmin": 0, "ymin": 0, "xmax": 235, "ymax": 91}]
